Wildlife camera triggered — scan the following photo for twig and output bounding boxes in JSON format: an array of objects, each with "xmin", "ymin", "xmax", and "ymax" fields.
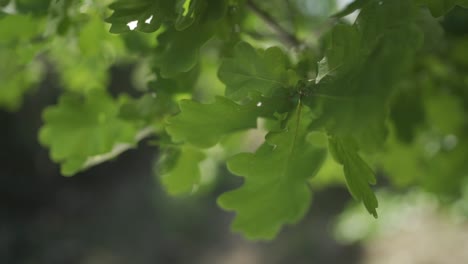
[
  {"xmin": 82, "ymin": 126, "xmax": 155, "ymax": 170},
  {"xmin": 246, "ymin": 0, "xmax": 301, "ymax": 48}
]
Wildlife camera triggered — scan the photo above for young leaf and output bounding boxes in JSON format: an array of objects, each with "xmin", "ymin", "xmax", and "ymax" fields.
[
  {"xmin": 218, "ymin": 42, "xmax": 290, "ymax": 100},
  {"xmin": 39, "ymin": 91, "xmax": 139, "ymax": 176},
  {"xmin": 166, "ymin": 97, "xmax": 259, "ymax": 148},
  {"xmin": 218, "ymin": 106, "xmax": 327, "ymax": 239},
  {"xmin": 328, "ymin": 136, "xmax": 378, "ymax": 217}
]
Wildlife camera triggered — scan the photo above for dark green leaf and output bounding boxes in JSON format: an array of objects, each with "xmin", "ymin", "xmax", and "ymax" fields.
[
  {"xmin": 152, "ymin": 24, "xmax": 213, "ymax": 78},
  {"xmin": 416, "ymin": 0, "xmax": 468, "ymax": 17},
  {"xmin": 15, "ymin": 0, "xmax": 51, "ymax": 15},
  {"xmin": 106, "ymin": 0, "xmax": 176, "ymax": 33},
  {"xmin": 0, "ymin": 0, "xmax": 10, "ymax": 7},
  {"xmin": 310, "ymin": 0, "xmax": 423, "ymax": 150}
]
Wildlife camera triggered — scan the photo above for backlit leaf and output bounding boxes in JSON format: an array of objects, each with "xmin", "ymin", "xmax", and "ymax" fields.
[
  {"xmin": 39, "ymin": 91, "xmax": 139, "ymax": 176},
  {"xmin": 218, "ymin": 106, "xmax": 327, "ymax": 239},
  {"xmin": 166, "ymin": 97, "xmax": 259, "ymax": 148}
]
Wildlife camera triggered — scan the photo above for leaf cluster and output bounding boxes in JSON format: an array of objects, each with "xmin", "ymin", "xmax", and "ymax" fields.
[{"xmin": 1, "ymin": 0, "xmax": 468, "ymax": 240}]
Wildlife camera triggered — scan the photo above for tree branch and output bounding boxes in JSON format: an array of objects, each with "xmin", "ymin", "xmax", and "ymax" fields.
[{"xmin": 246, "ymin": 0, "xmax": 301, "ymax": 48}]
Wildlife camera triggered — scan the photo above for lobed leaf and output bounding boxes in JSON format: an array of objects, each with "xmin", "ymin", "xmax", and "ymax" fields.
[
  {"xmin": 160, "ymin": 145, "xmax": 206, "ymax": 195},
  {"xmin": 39, "ymin": 91, "xmax": 139, "ymax": 176},
  {"xmin": 218, "ymin": 106, "xmax": 327, "ymax": 239},
  {"xmin": 310, "ymin": 0, "xmax": 423, "ymax": 151},
  {"xmin": 166, "ymin": 97, "xmax": 259, "ymax": 148},
  {"xmin": 152, "ymin": 24, "xmax": 213, "ymax": 78},
  {"xmin": 218, "ymin": 42, "xmax": 291, "ymax": 101},
  {"xmin": 329, "ymin": 136, "xmax": 378, "ymax": 217}
]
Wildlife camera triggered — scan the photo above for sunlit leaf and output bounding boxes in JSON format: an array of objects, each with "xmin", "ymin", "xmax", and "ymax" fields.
[
  {"xmin": 39, "ymin": 91, "xmax": 139, "ymax": 176},
  {"xmin": 218, "ymin": 106, "xmax": 326, "ymax": 239},
  {"xmin": 166, "ymin": 97, "xmax": 259, "ymax": 148}
]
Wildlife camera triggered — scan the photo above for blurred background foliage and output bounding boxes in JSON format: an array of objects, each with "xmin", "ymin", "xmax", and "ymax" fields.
[{"xmin": 1, "ymin": 0, "xmax": 468, "ymax": 263}]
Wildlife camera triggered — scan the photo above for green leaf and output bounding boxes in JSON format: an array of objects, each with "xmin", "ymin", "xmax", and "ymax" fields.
[
  {"xmin": 0, "ymin": 15, "xmax": 45, "ymax": 111},
  {"xmin": 175, "ymin": 0, "xmax": 205, "ymax": 30},
  {"xmin": 166, "ymin": 97, "xmax": 259, "ymax": 148},
  {"xmin": 328, "ymin": 136, "xmax": 378, "ymax": 217},
  {"xmin": 49, "ymin": 15, "xmax": 125, "ymax": 93},
  {"xmin": 39, "ymin": 91, "xmax": 139, "ymax": 176},
  {"xmin": 106, "ymin": 0, "xmax": 225, "ymax": 34},
  {"xmin": 106, "ymin": 0, "xmax": 176, "ymax": 33},
  {"xmin": 416, "ymin": 0, "xmax": 468, "ymax": 17},
  {"xmin": 160, "ymin": 145, "xmax": 206, "ymax": 195},
  {"xmin": 218, "ymin": 42, "xmax": 290, "ymax": 101},
  {"xmin": 152, "ymin": 1, "xmax": 226, "ymax": 77},
  {"xmin": 152, "ymin": 24, "xmax": 213, "ymax": 78},
  {"xmin": 44, "ymin": 0, "xmax": 74, "ymax": 36},
  {"xmin": 218, "ymin": 106, "xmax": 327, "ymax": 239},
  {"xmin": 119, "ymin": 92, "xmax": 175, "ymax": 125},
  {"xmin": 310, "ymin": 0, "xmax": 423, "ymax": 150},
  {"xmin": 15, "ymin": 0, "xmax": 51, "ymax": 15}
]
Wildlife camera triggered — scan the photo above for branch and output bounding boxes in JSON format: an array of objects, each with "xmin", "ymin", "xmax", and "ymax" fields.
[
  {"xmin": 82, "ymin": 126, "xmax": 155, "ymax": 170},
  {"xmin": 246, "ymin": 0, "xmax": 301, "ymax": 48}
]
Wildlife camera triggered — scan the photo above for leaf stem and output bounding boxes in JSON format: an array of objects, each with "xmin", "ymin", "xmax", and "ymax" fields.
[
  {"xmin": 290, "ymin": 101, "xmax": 303, "ymax": 156},
  {"xmin": 246, "ymin": 0, "xmax": 301, "ymax": 48}
]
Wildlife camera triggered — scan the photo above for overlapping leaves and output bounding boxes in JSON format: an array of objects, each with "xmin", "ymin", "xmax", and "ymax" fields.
[
  {"xmin": 152, "ymin": 0, "xmax": 227, "ymax": 77},
  {"xmin": 2, "ymin": 0, "xmax": 464, "ymax": 242},
  {"xmin": 311, "ymin": 0, "xmax": 423, "ymax": 150},
  {"xmin": 106, "ymin": 0, "xmax": 176, "ymax": 33}
]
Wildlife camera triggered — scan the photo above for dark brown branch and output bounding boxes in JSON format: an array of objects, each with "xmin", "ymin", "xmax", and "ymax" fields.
[{"xmin": 246, "ymin": 0, "xmax": 301, "ymax": 48}]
